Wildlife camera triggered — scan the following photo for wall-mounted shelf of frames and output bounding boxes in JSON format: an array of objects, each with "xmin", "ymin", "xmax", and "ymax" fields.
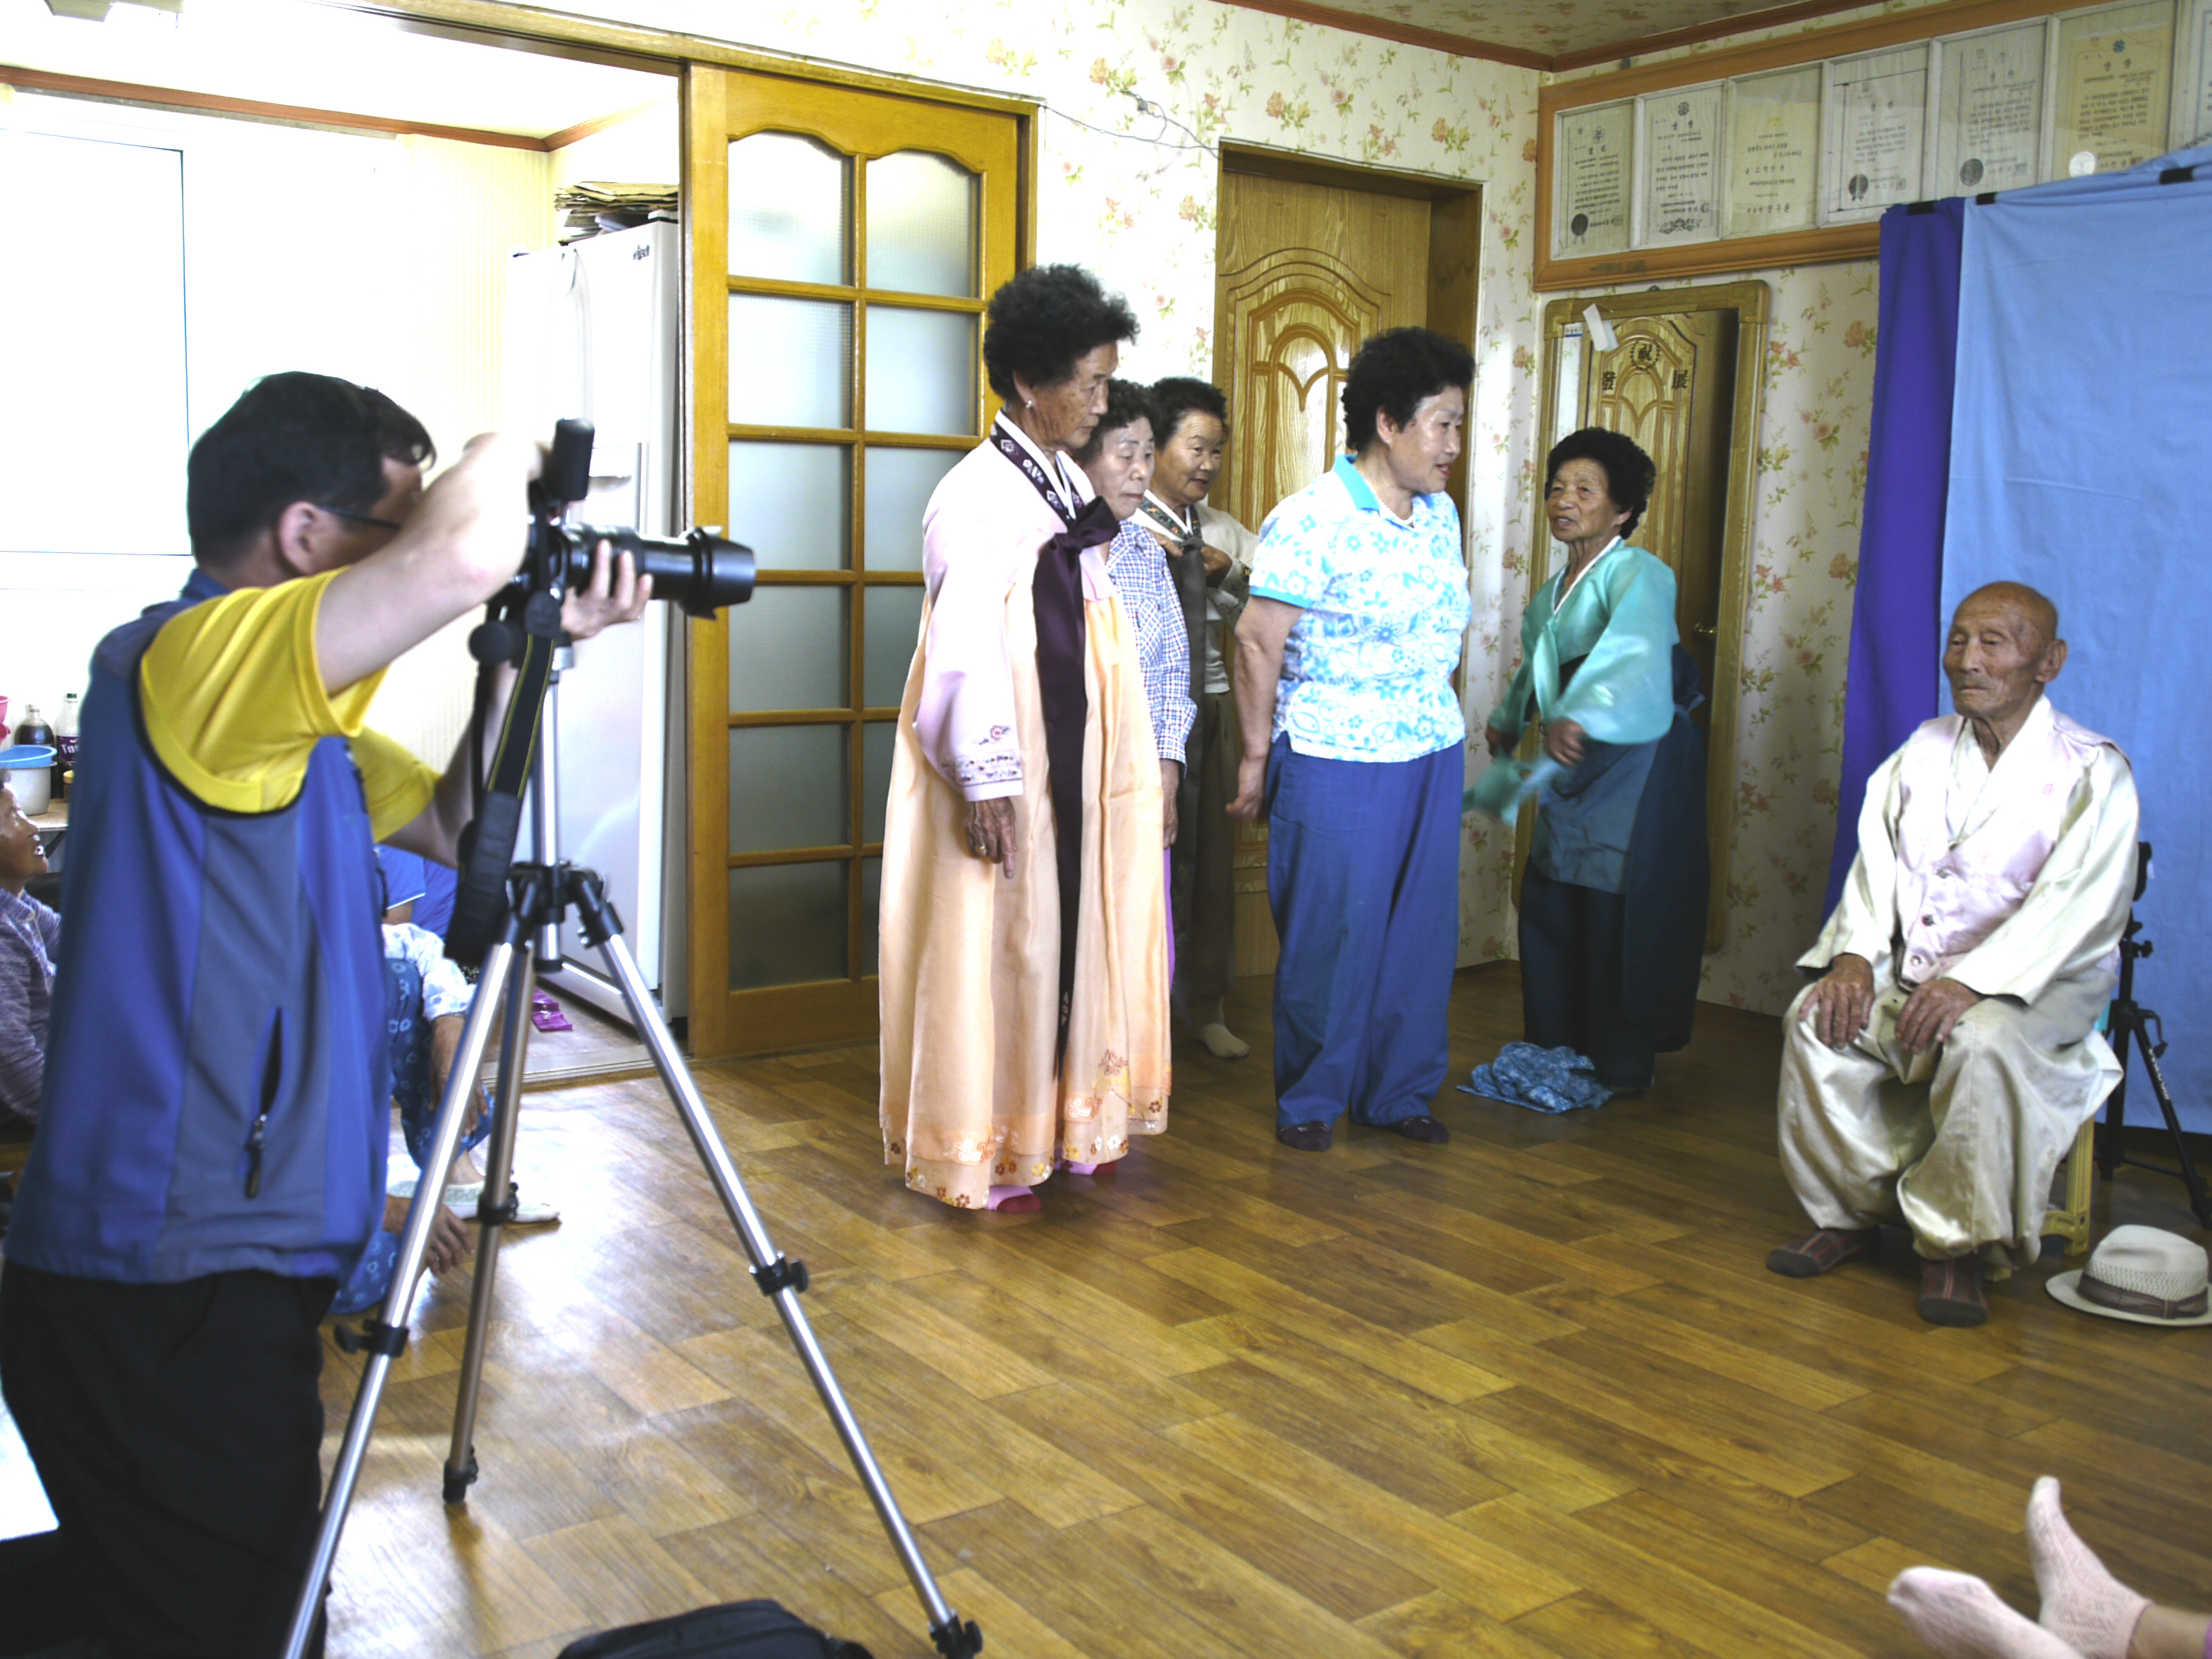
[{"xmin": 1536, "ymin": 0, "xmax": 2212, "ymax": 288}]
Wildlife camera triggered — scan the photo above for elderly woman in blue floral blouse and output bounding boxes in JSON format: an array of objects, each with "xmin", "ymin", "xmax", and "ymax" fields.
[{"xmin": 1229, "ymin": 326, "xmax": 1476, "ymax": 1153}]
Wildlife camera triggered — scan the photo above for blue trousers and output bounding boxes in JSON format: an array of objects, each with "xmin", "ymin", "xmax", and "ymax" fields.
[{"xmin": 1265, "ymin": 736, "xmax": 1463, "ymax": 1129}]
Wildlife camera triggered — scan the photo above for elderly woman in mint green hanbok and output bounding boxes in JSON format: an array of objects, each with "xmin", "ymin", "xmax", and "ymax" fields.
[{"xmin": 1483, "ymin": 427, "xmax": 1709, "ymax": 1092}]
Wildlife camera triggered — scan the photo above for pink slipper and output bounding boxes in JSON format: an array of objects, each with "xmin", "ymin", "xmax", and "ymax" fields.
[{"xmin": 985, "ymin": 1185, "xmax": 1040, "ymax": 1213}]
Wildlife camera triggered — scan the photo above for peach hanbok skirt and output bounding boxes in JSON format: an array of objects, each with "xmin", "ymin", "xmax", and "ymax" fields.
[{"xmin": 878, "ymin": 578, "xmax": 1172, "ymax": 1210}]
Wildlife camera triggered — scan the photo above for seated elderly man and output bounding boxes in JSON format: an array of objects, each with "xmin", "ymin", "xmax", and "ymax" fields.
[{"xmin": 1768, "ymin": 581, "xmax": 2137, "ymax": 1327}]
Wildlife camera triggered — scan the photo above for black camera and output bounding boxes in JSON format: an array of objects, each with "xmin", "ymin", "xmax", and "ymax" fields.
[
  {"xmin": 516, "ymin": 522, "xmax": 754, "ymax": 619},
  {"xmin": 517, "ymin": 418, "xmax": 754, "ymax": 618},
  {"xmin": 446, "ymin": 418, "xmax": 753, "ymax": 968}
]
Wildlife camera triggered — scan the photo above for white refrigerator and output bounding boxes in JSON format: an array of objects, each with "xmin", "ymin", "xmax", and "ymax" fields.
[{"xmin": 502, "ymin": 222, "xmax": 688, "ymax": 1021}]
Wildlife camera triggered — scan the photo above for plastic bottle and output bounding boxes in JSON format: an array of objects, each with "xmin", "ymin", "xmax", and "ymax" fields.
[
  {"xmin": 54, "ymin": 693, "xmax": 79, "ymax": 801},
  {"xmin": 11, "ymin": 704, "xmax": 55, "ymax": 813},
  {"xmin": 12, "ymin": 703, "xmax": 54, "ymax": 753}
]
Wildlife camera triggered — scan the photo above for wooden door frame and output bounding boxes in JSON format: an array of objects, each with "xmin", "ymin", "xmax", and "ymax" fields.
[
  {"xmin": 1213, "ymin": 144, "xmax": 1482, "ymax": 523},
  {"xmin": 683, "ymin": 67, "xmax": 1037, "ymax": 1059}
]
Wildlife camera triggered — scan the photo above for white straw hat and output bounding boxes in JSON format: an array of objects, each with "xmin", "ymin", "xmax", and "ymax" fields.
[{"xmin": 2048, "ymin": 1225, "xmax": 2212, "ymax": 1326}]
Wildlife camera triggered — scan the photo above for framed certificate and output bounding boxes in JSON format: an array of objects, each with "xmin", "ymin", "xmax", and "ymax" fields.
[
  {"xmin": 2056, "ymin": 0, "xmax": 2177, "ymax": 174},
  {"xmin": 1823, "ymin": 44, "xmax": 1933, "ymax": 221},
  {"xmin": 1553, "ymin": 101, "xmax": 1634, "ymax": 260},
  {"xmin": 1725, "ymin": 66, "xmax": 1822, "ymax": 236},
  {"xmin": 2175, "ymin": 0, "xmax": 2212, "ymax": 148},
  {"xmin": 1637, "ymin": 84, "xmax": 1723, "ymax": 247},
  {"xmin": 1934, "ymin": 21, "xmax": 2051, "ymax": 194}
]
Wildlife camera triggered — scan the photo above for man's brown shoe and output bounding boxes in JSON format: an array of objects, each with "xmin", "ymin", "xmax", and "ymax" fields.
[
  {"xmin": 1917, "ymin": 1256, "xmax": 1989, "ymax": 1327},
  {"xmin": 1766, "ymin": 1226, "xmax": 1881, "ymax": 1278}
]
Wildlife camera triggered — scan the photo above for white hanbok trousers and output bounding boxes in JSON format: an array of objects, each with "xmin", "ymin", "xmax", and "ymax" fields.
[{"xmin": 1776, "ymin": 960, "xmax": 2120, "ymax": 1268}]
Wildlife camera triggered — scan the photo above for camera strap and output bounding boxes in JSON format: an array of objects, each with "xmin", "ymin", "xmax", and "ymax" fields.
[{"xmin": 446, "ymin": 592, "xmax": 563, "ymax": 967}]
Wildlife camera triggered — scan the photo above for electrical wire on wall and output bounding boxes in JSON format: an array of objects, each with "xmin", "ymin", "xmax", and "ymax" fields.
[{"xmin": 1043, "ymin": 89, "xmax": 1217, "ymax": 182}]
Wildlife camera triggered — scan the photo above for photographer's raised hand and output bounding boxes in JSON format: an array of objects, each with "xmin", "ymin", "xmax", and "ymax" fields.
[
  {"xmin": 317, "ymin": 431, "xmax": 542, "ymax": 693},
  {"xmin": 562, "ymin": 539, "xmax": 653, "ymax": 640}
]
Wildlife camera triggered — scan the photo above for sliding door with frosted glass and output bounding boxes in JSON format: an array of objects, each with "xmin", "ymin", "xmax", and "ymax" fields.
[{"xmin": 685, "ymin": 66, "xmax": 1023, "ymax": 1055}]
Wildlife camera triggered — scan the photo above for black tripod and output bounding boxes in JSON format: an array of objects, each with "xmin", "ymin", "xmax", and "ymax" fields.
[
  {"xmin": 2094, "ymin": 840, "xmax": 2212, "ymax": 1227},
  {"xmin": 284, "ymin": 427, "xmax": 980, "ymax": 1659}
]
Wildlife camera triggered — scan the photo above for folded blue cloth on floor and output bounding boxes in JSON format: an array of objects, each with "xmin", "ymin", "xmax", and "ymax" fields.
[{"xmin": 1459, "ymin": 1041, "xmax": 1613, "ymax": 1114}]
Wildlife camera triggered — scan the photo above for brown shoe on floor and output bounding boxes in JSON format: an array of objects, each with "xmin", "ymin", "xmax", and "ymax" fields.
[
  {"xmin": 1276, "ymin": 1122, "xmax": 1332, "ymax": 1152},
  {"xmin": 1384, "ymin": 1115, "xmax": 1450, "ymax": 1144},
  {"xmin": 1766, "ymin": 1226, "xmax": 1881, "ymax": 1278},
  {"xmin": 1917, "ymin": 1256, "xmax": 1989, "ymax": 1327}
]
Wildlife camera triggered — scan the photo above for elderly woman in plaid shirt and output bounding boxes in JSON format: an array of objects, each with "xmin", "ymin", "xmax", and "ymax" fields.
[{"xmin": 1072, "ymin": 379, "xmax": 1197, "ymax": 861}]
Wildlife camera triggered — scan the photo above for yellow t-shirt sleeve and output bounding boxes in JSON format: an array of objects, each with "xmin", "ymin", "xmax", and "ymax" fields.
[
  {"xmin": 349, "ymin": 727, "xmax": 442, "ymax": 842},
  {"xmin": 140, "ymin": 570, "xmax": 391, "ymax": 815}
]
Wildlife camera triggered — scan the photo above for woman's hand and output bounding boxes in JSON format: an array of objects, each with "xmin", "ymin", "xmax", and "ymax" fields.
[
  {"xmin": 1227, "ymin": 754, "xmax": 1268, "ymax": 822},
  {"xmin": 1542, "ymin": 719, "xmax": 1586, "ymax": 767},
  {"xmin": 1160, "ymin": 760, "xmax": 1181, "ymax": 847},
  {"xmin": 964, "ymin": 797, "xmax": 1019, "ymax": 878},
  {"xmin": 1483, "ymin": 722, "xmax": 1514, "ymax": 759}
]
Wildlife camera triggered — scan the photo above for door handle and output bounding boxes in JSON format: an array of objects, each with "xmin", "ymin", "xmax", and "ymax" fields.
[{"xmin": 1692, "ymin": 623, "xmax": 1717, "ymax": 641}]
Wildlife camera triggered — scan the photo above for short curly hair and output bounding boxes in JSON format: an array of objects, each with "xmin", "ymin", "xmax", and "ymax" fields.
[
  {"xmin": 1150, "ymin": 376, "xmax": 1229, "ymax": 445},
  {"xmin": 1545, "ymin": 427, "xmax": 1658, "ymax": 540},
  {"xmin": 1342, "ymin": 327, "xmax": 1474, "ymax": 454},
  {"xmin": 1069, "ymin": 379, "xmax": 1160, "ymax": 466},
  {"xmin": 982, "ymin": 265, "xmax": 1139, "ymax": 401}
]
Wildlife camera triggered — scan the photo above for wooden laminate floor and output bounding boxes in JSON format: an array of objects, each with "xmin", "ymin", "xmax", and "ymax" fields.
[{"xmin": 314, "ymin": 964, "xmax": 2212, "ymax": 1658}]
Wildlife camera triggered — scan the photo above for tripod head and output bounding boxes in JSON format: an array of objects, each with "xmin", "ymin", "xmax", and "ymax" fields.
[{"xmin": 444, "ymin": 419, "xmax": 755, "ymax": 968}]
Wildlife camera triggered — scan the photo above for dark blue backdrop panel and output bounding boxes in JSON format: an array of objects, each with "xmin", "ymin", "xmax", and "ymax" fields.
[
  {"xmin": 1826, "ymin": 199, "xmax": 1965, "ymax": 914},
  {"xmin": 1943, "ymin": 145, "xmax": 2212, "ymax": 1132}
]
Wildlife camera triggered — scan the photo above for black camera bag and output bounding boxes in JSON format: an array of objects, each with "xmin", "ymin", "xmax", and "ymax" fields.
[{"xmin": 556, "ymin": 1598, "xmax": 875, "ymax": 1659}]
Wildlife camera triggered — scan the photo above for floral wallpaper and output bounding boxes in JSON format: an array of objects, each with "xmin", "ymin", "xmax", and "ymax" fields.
[
  {"xmin": 524, "ymin": 0, "xmax": 1888, "ymax": 1017},
  {"xmin": 1698, "ymin": 262, "xmax": 1878, "ymax": 1009}
]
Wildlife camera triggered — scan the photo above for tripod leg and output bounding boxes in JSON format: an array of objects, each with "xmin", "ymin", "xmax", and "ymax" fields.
[
  {"xmin": 585, "ymin": 928, "xmax": 978, "ymax": 1657},
  {"xmin": 2098, "ymin": 1009, "xmax": 2134, "ymax": 1180},
  {"xmin": 442, "ymin": 954, "xmax": 536, "ymax": 1504},
  {"xmin": 2137, "ymin": 1040, "xmax": 2212, "ymax": 1227},
  {"xmin": 283, "ymin": 940, "xmax": 521, "ymax": 1659}
]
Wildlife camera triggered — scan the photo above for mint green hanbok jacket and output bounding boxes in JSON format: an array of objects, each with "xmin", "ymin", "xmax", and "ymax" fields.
[{"xmin": 1488, "ymin": 541, "xmax": 1679, "ymax": 892}]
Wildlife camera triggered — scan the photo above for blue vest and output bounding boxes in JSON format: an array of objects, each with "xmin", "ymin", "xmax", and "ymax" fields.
[{"xmin": 10, "ymin": 569, "xmax": 389, "ymax": 1284}]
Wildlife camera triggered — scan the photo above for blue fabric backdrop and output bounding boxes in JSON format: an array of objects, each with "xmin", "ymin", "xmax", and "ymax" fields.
[
  {"xmin": 1941, "ymin": 145, "xmax": 2212, "ymax": 1132},
  {"xmin": 1825, "ymin": 200, "xmax": 1965, "ymax": 913}
]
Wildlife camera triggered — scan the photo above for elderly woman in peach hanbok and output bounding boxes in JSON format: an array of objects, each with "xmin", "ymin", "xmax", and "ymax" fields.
[{"xmin": 877, "ymin": 265, "xmax": 1172, "ymax": 1213}]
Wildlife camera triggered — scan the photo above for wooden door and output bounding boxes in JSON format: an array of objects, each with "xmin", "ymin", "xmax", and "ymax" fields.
[
  {"xmin": 1584, "ymin": 311, "xmax": 1736, "ymax": 729},
  {"xmin": 1212, "ymin": 168, "xmax": 1440, "ymax": 978},
  {"xmin": 683, "ymin": 66, "xmax": 1021, "ymax": 1057}
]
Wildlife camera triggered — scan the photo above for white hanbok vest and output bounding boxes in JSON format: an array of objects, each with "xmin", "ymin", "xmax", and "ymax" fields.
[{"xmin": 1892, "ymin": 705, "xmax": 2120, "ymax": 986}]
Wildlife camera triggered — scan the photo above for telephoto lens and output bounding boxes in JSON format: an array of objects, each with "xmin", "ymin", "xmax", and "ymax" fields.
[{"xmin": 549, "ymin": 524, "xmax": 755, "ymax": 617}]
